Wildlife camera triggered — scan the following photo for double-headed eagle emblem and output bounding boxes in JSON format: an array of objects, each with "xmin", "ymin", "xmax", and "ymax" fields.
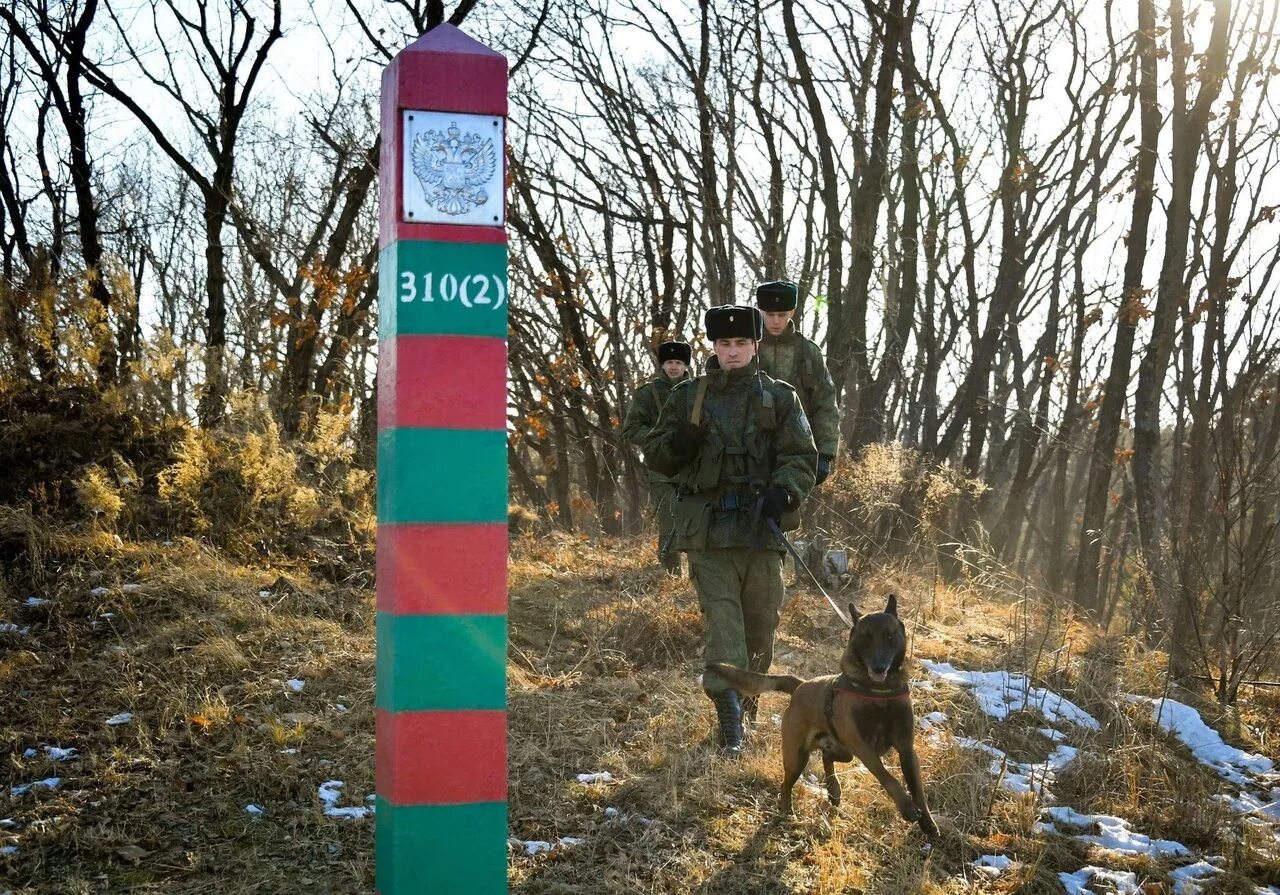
[{"xmin": 411, "ymin": 122, "xmax": 497, "ymax": 215}]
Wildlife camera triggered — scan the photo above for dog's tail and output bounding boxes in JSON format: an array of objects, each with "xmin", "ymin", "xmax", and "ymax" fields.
[{"xmin": 706, "ymin": 663, "xmax": 804, "ymax": 696}]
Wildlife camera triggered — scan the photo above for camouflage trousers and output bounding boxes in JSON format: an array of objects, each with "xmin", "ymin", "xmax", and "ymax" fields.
[
  {"xmin": 650, "ymin": 481, "xmax": 678, "ymax": 558},
  {"xmin": 689, "ymin": 548, "xmax": 785, "ymax": 694}
]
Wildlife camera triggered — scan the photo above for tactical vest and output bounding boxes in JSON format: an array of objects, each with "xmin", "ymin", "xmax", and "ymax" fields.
[{"xmin": 668, "ymin": 376, "xmax": 800, "ymax": 549}]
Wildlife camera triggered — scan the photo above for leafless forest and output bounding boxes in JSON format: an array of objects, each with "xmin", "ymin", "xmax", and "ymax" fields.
[{"xmin": 2, "ymin": 0, "xmax": 1280, "ymax": 693}]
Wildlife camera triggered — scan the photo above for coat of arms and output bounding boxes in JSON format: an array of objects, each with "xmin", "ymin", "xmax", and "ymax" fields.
[{"xmin": 411, "ymin": 122, "xmax": 498, "ymax": 216}]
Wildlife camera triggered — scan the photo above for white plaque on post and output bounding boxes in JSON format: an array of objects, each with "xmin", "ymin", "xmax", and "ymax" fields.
[{"xmin": 402, "ymin": 110, "xmax": 505, "ymax": 226}]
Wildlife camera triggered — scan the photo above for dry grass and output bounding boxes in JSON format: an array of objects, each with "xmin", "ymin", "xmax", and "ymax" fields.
[
  {"xmin": 3, "ymin": 516, "xmax": 1279, "ymax": 893},
  {"xmin": 1, "ymin": 515, "xmax": 375, "ymax": 894}
]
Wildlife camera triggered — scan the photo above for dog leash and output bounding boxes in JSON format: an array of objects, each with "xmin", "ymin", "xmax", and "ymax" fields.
[{"xmin": 766, "ymin": 516, "xmax": 854, "ymax": 627}]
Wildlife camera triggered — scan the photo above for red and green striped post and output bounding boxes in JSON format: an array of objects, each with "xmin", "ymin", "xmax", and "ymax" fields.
[{"xmin": 375, "ymin": 24, "xmax": 508, "ymax": 895}]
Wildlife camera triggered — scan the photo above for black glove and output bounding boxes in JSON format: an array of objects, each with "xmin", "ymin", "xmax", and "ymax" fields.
[
  {"xmin": 816, "ymin": 455, "xmax": 833, "ymax": 485},
  {"xmin": 760, "ymin": 486, "xmax": 793, "ymax": 520},
  {"xmin": 669, "ymin": 420, "xmax": 710, "ymax": 458}
]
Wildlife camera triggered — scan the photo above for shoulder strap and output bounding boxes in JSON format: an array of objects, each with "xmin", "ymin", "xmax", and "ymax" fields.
[
  {"xmin": 690, "ymin": 376, "xmax": 710, "ymax": 425},
  {"xmin": 648, "ymin": 381, "xmax": 664, "ymax": 407}
]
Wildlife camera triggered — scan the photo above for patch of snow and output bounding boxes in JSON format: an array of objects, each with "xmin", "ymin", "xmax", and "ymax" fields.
[
  {"xmin": 954, "ymin": 737, "xmax": 1078, "ymax": 797},
  {"xmin": 972, "ymin": 854, "xmax": 1013, "ymax": 878},
  {"xmin": 45, "ymin": 746, "xmax": 77, "ymax": 762},
  {"xmin": 1059, "ymin": 866, "xmax": 1141, "ymax": 895},
  {"xmin": 24, "ymin": 597, "xmax": 49, "ymax": 607},
  {"xmin": 604, "ymin": 806, "xmax": 653, "ymax": 826},
  {"xmin": 286, "ymin": 679, "xmax": 305, "ymax": 693},
  {"xmin": 1043, "ymin": 807, "xmax": 1190, "ymax": 857},
  {"xmin": 1040, "ymin": 727, "xmax": 1067, "ymax": 742},
  {"xmin": 11, "ymin": 777, "xmax": 61, "ymax": 796},
  {"xmin": 0, "ymin": 623, "xmax": 30, "ymax": 635},
  {"xmin": 575, "ymin": 771, "xmax": 614, "ymax": 784},
  {"xmin": 511, "ymin": 836, "xmax": 585, "ymax": 856},
  {"xmin": 258, "ymin": 590, "xmax": 271, "ymax": 599},
  {"xmin": 121, "ymin": 584, "xmax": 142, "ymax": 594},
  {"xmin": 21, "ymin": 748, "xmax": 35, "ymax": 759},
  {"xmin": 245, "ymin": 804, "xmax": 264, "ymax": 816},
  {"xmin": 919, "ymin": 711, "xmax": 948, "ymax": 731},
  {"xmin": 1169, "ymin": 860, "xmax": 1222, "ymax": 895},
  {"xmin": 1127, "ymin": 695, "xmax": 1273, "ymax": 787},
  {"xmin": 1220, "ymin": 789, "xmax": 1280, "ymax": 821},
  {"xmin": 922, "ymin": 660, "xmax": 1100, "ymax": 730},
  {"xmin": 105, "ymin": 712, "xmax": 133, "ymax": 726},
  {"xmin": 334, "ymin": 704, "xmax": 348, "ymax": 713},
  {"xmin": 0, "ymin": 846, "xmax": 16, "ymax": 857},
  {"xmin": 318, "ymin": 781, "xmax": 372, "ymax": 819}
]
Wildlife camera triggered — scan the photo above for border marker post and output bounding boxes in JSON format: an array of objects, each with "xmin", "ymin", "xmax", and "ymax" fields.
[{"xmin": 375, "ymin": 24, "xmax": 509, "ymax": 895}]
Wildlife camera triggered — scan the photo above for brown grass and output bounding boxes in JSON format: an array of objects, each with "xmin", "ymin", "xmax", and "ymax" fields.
[{"xmin": 2, "ymin": 518, "xmax": 1278, "ymax": 893}]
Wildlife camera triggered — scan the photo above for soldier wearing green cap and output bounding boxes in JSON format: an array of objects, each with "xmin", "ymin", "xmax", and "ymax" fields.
[
  {"xmin": 644, "ymin": 306, "xmax": 817, "ymax": 756},
  {"xmin": 622, "ymin": 340, "xmax": 693, "ymax": 575},
  {"xmin": 755, "ymin": 280, "xmax": 840, "ymax": 484}
]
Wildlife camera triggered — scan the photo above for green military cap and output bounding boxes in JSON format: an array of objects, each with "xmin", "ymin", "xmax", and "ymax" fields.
[{"xmin": 756, "ymin": 280, "xmax": 798, "ymax": 312}]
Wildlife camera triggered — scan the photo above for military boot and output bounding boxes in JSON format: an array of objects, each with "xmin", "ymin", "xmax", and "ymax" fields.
[{"xmin": 712, "ymin": 689, "xmax": 745, "ymax": 758}]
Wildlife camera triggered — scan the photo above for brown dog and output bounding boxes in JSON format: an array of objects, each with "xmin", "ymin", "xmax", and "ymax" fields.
[{"xmin": 708, "ymin": 594, "xmax": 938, "ymax": 835}]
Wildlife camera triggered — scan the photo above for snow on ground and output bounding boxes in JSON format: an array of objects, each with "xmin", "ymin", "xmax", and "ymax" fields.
[
  {"xmin": 971, "ymin": 854, "xmax": 1013, "ymax": 877},
  {"xmin": 510, "ymin": 836, "xmax": 585, "ymax": 856},
  {"xmin": 317, "ymin": 781, "xmax": 373, "ymax": 819},
  {"xmin": 1127, "ymin": 694, "xmax": 1280, "ymax": 837},
  {"xmin": 1168, "ymin": 860, "xmax": 1222, "ymax": 894},
  {"xmin": 953, "ymin": 736, "xmax": 1078, "ymax": 797},
  {"xmin": 104, "ymin": 712, "xmax": 132, "ymax": 726},
  {"xmin": 1222, "ymin": 788, "xmax": 1280, "ymax": 821},
  {"xmin": 10, "ymin": 778, "xmax": 60, "ymax": 797},
  {"xmin": 575, "ymin": 771, "xmax": 615, "ymax": 784},
  {"xmin": 921, "ymin": 661, "xmax": 1100, "ymax": 730},
  {"xmin": 1043, "ymin": 806, "xmax": 1190, "ymax": 857},
  {"xmin": 918, "ymin": 711, "xmax": 948, "ymax": 731},
  {"xmin": 1059, "ymin": 866, "xmax": 1141, "ymax": 895},
  {"xmin": 0, "ymin": 623, "xmax": 30, "ymax": 635},
  {"xmin": 1128, "ymin": 695, "xmax": 1274, "ymax": 786}
]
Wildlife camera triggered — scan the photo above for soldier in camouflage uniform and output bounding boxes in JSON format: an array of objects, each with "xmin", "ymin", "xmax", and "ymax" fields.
[
  {"xmin": 756, "ymin": 281, "xmax": 840, "ymax": 483},
  {"xmin": 622, "ymin": 340, "xmax": 692, "ymax": 575},
  {"xmin": 645, "ymin": 306, "xmax": 817, "ymax": 756}
]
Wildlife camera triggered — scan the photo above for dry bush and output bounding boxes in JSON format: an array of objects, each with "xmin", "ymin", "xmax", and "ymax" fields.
[
  {"xmin": 805, "ymin": 443, "xmax": 988, "ymax": 578},
  {"xmin": 153, "ymin": 392, "xmax": 373, "ymax": 559}
]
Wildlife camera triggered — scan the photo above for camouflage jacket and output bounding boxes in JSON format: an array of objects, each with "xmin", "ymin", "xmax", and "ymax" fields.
[
  {"xmin": 644, "ymin": 359, "xmax": 817, "ymax": 551},
  {"xmin": 758, "ymin": 322, "xmax": 840, "ymax": 458},
  {"xmin": 622, "ymin": 371, "xmax": 689, "ymax": 483}
]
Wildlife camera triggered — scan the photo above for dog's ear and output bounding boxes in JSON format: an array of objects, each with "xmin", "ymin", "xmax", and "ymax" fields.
[
  {"xmin": 847, "ymin": 601, "xmax": 862, "ymax": 626},
  {"xmin": 884, "ymin": 593, "xmax": 898, "ymax": 617}
]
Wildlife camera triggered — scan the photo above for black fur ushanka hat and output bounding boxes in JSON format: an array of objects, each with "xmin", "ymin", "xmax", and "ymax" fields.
[{"xmin": 704, "ymin": 305, "xmax": 763, "ymax": 341}]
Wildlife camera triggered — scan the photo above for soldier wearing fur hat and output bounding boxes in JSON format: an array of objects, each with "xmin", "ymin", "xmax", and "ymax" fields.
[
  {"xmin": 644, "ymin": 306, "xmax": 817, "ymax": 756},
  {"xmin": 755, "ymin": 280, "xmax": 840, "ymax": 484},
  {"xmin": 622, "ymin": 340, "xmax": 693, "ymax": 575}
]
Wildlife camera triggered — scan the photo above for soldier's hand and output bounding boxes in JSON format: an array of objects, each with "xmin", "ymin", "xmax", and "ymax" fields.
[
  {"xmin": 670, "ymin": 420, "xmax": 710, "ymax": 458},
  {"xmin": 760, "ymin": 486, "xmax": 793, "ymax": 520},
  {"xmin": 816, "ymin": 455, "xmax": 833, "ymax": 485}
]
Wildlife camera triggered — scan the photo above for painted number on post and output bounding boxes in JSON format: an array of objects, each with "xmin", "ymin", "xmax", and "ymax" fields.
[{"xmin": 399, "ymin": 271, "xmax": 507, "ymax": 309}]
